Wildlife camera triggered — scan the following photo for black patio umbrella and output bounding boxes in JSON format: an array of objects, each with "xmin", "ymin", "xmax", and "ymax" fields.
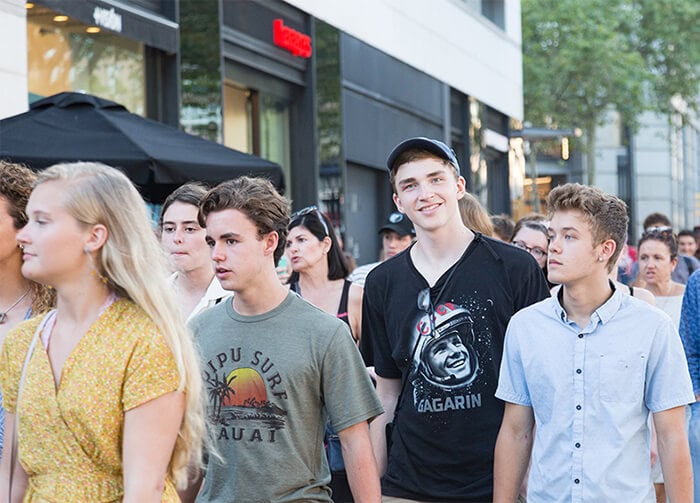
[{"xmin": 0, "ymin": 92, "xmax": 284, "ymax": 201}]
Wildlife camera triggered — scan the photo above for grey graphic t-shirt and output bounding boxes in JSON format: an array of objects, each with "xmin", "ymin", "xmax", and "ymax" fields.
[{"xmin": 190, "ymin": 292, "xmax": 382, "ymax": 503}]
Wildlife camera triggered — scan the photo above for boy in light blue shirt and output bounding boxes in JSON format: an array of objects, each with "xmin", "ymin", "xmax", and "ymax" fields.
[{"xmin": 494, "ymin": 183, "xmax": 694, "ymax": 503}]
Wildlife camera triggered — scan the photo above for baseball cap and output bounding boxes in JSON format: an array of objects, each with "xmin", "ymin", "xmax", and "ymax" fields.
[
  {"xmin": 386, "ymin": 137, "xmax": 460, "ymax": 175},
  {"xmin": 378, "ymin": 212, "xmax": 415, "ymax": 237}
]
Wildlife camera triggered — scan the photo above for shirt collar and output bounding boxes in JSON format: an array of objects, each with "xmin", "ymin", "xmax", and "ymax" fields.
[{"xmin": 552, "ymin": 280, "xmax": 623, "ymax": 327}]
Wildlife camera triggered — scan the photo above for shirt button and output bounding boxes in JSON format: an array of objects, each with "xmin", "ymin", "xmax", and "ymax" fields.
[
  {"xmin": 576, "ymin": 368, "xmax": 582, "ymax": 374},
  {"xmin": 576, "ymin": 405, "xmax": 582, "ymax": 410},
  {"xmin": 578, "ymin": 333, "xmax": 584, "ymax": 339},
  {"xmin": 574, "ymin": 478, "xmax": 580, "ymax": 484},
  {"xmin": 575, "ymin": 442, "xmax": 581, "ymax": 448}
]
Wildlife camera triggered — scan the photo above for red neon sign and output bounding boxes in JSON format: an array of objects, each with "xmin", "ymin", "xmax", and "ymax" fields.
[{"xmin": 273, "ymin": 19, "xmax": 312, "ymax": 58}]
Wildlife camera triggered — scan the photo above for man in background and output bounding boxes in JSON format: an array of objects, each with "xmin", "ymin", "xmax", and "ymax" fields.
[{"xmin": 348, "ymin": 212, "xmax": 415, "ymax": 287}]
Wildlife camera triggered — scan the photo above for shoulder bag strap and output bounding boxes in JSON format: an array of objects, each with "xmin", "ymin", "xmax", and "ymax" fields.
[{"xmin": 8, "ymin": 310, "xmax": 54, "ymax": 502}]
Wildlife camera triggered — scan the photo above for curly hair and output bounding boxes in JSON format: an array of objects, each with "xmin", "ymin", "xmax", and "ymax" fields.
[{"xmin": 0, "ymin": 161, "xmax": 55, "ymax": 314}]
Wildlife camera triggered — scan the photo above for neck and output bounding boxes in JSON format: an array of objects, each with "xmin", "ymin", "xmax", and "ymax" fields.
[
  {"xmin": 54, "ymin": 279, "xmax": 112, "ymax": 325},
  {"xmin": 412, "ymin": 223, "xmax": 473, "ymax": 276},
  {"xmin": 297, "ymin": 263, "xmax": 331, "ymax": 291},
  {"xmin": 0, "ymin": 265, "xmax": 32, "ymax": 304},
  {"xmin": 232, "ymin": 269, "xmax": 289, "ymax": 316},
  {"xmin": 561, "ymin": 273, "xmax": 613, "ymax": 327},
  {"xmin": 175, "ymin": 265, "xmax": 215, "ymax": 294},
  {"xmin": 643, "ymin": 275, "xmax": 676, "ymax": 296}
]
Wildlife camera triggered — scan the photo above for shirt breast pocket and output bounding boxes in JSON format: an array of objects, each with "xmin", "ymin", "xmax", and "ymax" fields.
[{"xmin": 599, "ymin": 354, "xmax": 645, "ymax": 403}]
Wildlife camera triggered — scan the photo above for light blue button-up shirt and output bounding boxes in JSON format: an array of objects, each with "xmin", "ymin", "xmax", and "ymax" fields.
[{"xmin": 497, "ymin": 286, "xmax": 694, "ymax": 502}]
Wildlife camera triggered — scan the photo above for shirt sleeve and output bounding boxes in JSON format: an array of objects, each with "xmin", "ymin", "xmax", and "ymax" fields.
[
  {"xmin": 495, "ymin": 315, "xmax": 532, "ymax": 406},
  {"xmin": 322, "ymin": 323, "xmax": 384, "ymax": 432},
  {"xmin": 646, "ymin": 313, "xmax": 695, "ymax": 413},
  {"xmin": 0, "ymin": 320, "xmax": 39, "ymax": 413},
  {"xmin": 360, "ymin": 275, "xmax": 401, "ymax": 378},
  {"xmin": 122, "ymin": 329, "xmax": 181, "ymax": 411},
  {"xmin": 680, "ymin": 271, "xmax": 700, "ymax": 395}
]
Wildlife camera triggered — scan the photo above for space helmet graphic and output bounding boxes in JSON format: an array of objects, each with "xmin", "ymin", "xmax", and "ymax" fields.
[{"xmin": 412, "ymin": 303, "xmax": 479, "ymax": 390}]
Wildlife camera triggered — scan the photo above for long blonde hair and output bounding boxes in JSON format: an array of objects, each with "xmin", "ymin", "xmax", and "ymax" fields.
[{"xmin": 35, "ymin": 162, "xmax": 203, "ymax": 487}]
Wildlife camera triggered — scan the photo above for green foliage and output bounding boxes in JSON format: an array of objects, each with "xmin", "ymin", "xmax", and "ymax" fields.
[{"xmin": 522, "ymin": 0, "xmax": 700, "ymax": 131}]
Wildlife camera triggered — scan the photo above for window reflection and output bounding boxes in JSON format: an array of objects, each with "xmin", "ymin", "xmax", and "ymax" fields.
[{"xmin": 27, "ymin": 5, "xmax": 145, "ymax": 114}]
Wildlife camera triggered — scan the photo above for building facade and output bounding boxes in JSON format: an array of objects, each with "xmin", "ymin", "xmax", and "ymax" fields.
[
  {"xmin": 180, "ymin": 0, "xmax": 526, "ymax": 264},
  {"xmin": 3, "ymin": 0, "xmax": 526, "ymax": 266},
  {"xmin": 2, "ymin": 0, "xmax": 179, "ymax": 123}
]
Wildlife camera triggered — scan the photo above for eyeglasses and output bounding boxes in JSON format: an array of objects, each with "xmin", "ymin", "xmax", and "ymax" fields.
[
  {"xmin": 291, "ymin": 205, "xmax": 329, "ymax": 236},
  {"xmin": 512, "ymin": 240, "xmax": 547, "ymax": 260}
]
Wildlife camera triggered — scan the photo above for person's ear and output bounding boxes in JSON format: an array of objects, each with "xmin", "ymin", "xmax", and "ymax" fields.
[
  {"xmin": 84, "ymin": 223, "xmax": 108, "ymax": 253},
  {"xmin": 598, "ymin": 238, "xmax": 616, "ymax": 265},
  {"xmin": 393, "ymin": 192, "xmax": 405, "ymax": 214},
  {"xmin": 263, "ymin": 231, "xmax": 279, "ymax": 258},
  {"xmin": 322, "ymin": 235, "xmax": 332, "ymax": 254}
]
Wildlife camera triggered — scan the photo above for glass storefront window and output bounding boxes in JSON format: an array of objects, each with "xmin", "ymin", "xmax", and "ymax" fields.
[
  {"xmin": 223, "ymin": 82, "xmax": 254, "ymax": 153},
  {"xmin": 260, "ymin": 95, "xmax": 291, "ymax": 195},
  {"xmin": 27, "ymin": 5, "xmax": 145, "ymax": 115},
  {"xmin": 222, "ymin": 82, "xmax": 292, "ymax": 197}
]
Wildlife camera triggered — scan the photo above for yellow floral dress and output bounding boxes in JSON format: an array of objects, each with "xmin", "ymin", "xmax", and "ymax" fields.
[{"xmin": 0, "ymin": 298, "xmax": 181, "ymax": 502}]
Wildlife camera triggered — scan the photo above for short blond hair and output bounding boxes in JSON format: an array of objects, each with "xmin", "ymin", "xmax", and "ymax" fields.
[{"xmin": 547, "ymin": 183, "xmax": 628, "ymax": 272}]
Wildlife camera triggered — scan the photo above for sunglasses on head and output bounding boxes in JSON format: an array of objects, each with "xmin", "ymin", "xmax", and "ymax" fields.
[
  {"xmin": 291, "ymin": 205, "xmax": 329, "ymax": 236},
  {"xmin": 643, "ymin": 226, "xmax": 674, "ymax": 238}
]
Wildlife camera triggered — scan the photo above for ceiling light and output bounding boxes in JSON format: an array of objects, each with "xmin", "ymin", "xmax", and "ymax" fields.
[
  {"xmin": 25, "ymin": 2, "xmax": 35, "ymax": 8},
  {"xmin": 86, "ymin": 26, "xmax": 101, "ymax": 33},
  {"xmin": 53, "ymin": 15, "xmax": 69, "ymax": 22}
]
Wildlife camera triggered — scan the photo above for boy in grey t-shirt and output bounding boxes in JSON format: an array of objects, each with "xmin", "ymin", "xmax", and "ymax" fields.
[{"xmin": 181, "ymin": 177, "xmax": 383, "ymax": 503}]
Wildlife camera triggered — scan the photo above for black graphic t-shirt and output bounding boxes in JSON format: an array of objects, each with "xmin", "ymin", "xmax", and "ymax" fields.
[{"xmin": 361, "ymin": 233, "xmax": 549, "ymax": 502}]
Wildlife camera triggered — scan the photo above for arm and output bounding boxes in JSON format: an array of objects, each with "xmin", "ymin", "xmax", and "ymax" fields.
[
  {"xmin": 122, "ymin": 391, "xmax": 185, "ymax": 503},
  {"xmin": 349, "ymin": 284, "xmax": 363, "ymax": 345},
  {"xmin": 654, "ymin": 406, "xmax": 693, "ymax": 503},
  {"xmin": 0, "ymin": 413, "xmax": 28, "ymax": 503},
  {"xmin": 338, "ymin": 421, "xmax": 381, "ymax": 503},
  {"xmin": 493, "ymin": 402, "xmax": 535, "ymax": 503},
  {"xmin": 369, "ymin": 376, "xmax": 400, "ymax": 477}
]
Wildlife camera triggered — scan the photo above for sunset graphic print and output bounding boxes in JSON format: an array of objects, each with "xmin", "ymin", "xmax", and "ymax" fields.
[{"xmin": 204, "ymin": 347, "xmax": 288, "ymax": 443}]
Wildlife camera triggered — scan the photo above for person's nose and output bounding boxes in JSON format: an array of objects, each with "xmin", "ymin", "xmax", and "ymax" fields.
[
  {"xmin": 548, "ymin": 236, "xmax": 560, "ymax": 254},
  {"xmin": 417, "ymin": 181, "xmax": 436, "ymax": 200},
  {"xmin": 210, "ymin": 242, "xmax": 225, "ymax": 262},
  {"xmin": 16, "ymin": 224, "xmax": 30, "ymax": 246}
]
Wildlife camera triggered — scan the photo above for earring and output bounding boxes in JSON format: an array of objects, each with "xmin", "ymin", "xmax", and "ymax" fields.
[
  {"xmin": 17, "ymin": 243, "xmax": 23, "ymax": 250},
  {"xmin": 85, "ymin": 248, "xmax": 108, "ymax": 285},
  {"xmin": 598, "ymin": 257, "xmax": 603, "ymax": 262}
]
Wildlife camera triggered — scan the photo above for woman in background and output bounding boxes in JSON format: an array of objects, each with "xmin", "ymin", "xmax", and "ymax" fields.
[
  {"xmin": 0, "ymin": 162, "xmax": 203, "ymax": 502},
  {"xmin": 286, "ymin": 205, "xmax": 363, "ymax": 502},
  {"xmin": 638, "ymin": 227, "xmax": 684, "ymax": 502},
  {"xmin": 638, "ymin": 228, "xmax": 685, "ymax": 325},
  {"xmin": 0, "ymin": 161, "xmax": 54, "ymax": 461},
  {"xmin": 286, "ymin": 206, "xmax": 362, "ymax": 343}
]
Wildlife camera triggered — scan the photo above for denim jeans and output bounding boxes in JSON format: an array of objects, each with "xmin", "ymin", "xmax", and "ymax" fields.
[{"xmin": 689, "ymin": 402, "xmax": 700, "ymax": 503}]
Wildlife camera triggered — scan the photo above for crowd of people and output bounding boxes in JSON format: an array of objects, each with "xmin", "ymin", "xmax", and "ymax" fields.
[{"xmin": 0, "ymin": 136, "xmax": 700, "ymax": 502}]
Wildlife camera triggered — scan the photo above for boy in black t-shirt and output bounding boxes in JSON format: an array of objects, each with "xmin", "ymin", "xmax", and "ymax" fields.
[{"xmin": 361, "ymin": 137, "xmax": 549, "ymax": 502}]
